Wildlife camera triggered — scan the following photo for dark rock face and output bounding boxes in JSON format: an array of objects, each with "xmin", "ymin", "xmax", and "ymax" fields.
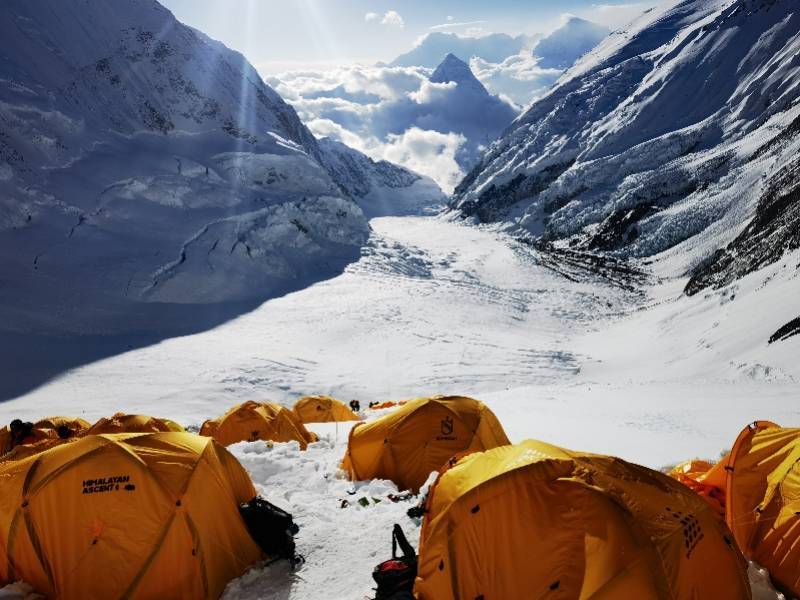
[
  {"xmin": 456, "ymin": 161, "xmax": 575, "ymax": 224},
  {"xmin": 686, "ymin": 155, "xmax": 800, "ymax": 295},
  {"xmin": 586, "ymin": 205, "xmax": 660, "ymax": 251},
  {"xmin": 769, "ymin": 317, "xmax": 800, "ymax": 344}
]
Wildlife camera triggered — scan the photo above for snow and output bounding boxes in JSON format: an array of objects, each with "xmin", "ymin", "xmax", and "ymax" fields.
[
  {"xmin": 0, "ymin": 0, "xmax": 444, "ymax": 344},
  {"xmin": 452, "ymin": 0, "xmax": 800, "ymax": 275},
  {"xmin": 0, "ymin": 214, "xmax": 795, "ymax": 598},
  {"xmin": 1, "ymin": 1, "xmax": 797, "ymax": 598}
]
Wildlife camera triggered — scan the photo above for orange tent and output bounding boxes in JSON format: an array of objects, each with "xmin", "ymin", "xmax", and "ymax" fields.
[
  {"xmin": 85, "ymin": 413, "xmax": 184, "ymax": 435},
  {"xmin": 415, "ymin": 439, "xmax": 751, "ymax": 600},
  {"xmin": 341, "ymin": 395, "xmax": 509, "ymax": 493},
  {"xmin": 293, "ymin": 396, "xmax": 360, "ymax": 423},
  {"xmin": 667, "ymin": 458, "xmax": 728, "ymax": 515},
  {"xmin": 200, "ymin": 401, "xmax": 317, "ymax": 449},
  {"xmin": 724, "ymin": 421, "xmax": 799, "ymax": 598},
  {"xmin": 0, "ymin": 432, "xmax": 262, "ymax": 599}
]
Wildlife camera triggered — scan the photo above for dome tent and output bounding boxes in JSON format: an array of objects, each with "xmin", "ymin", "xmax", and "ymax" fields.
[
  {"xmin": 293, "ymin": 395, "xmax": 361, "ymax": 423},
  {"xmin": 33, "ymin": 416, "xmax": 91, "ymax": 437},
  {"xmin": 341, "ymin": 395, "xmax": 509, "ymax": 493},
  {"xmin": 0, "ymin": 432, "xmax": 262, "ymax": 600},
  {"xmin": 724, "ymin": 421, "xmax": 800, "ymax": 598},
  {"xmin": 415, "ymin": 439, "xmax": 751, "ymax": 600},
  {"xmin": 667, "ymin": 458, "xmax": 727, "ymax": 515},
  {"xmin": 85, "ymin": 413, "xmax": 184, "ymax": 435},
  {"xmin": 200, "ymin": 401, "xmax": 318, "ymax": 449},
  {"xmin": 0, "ymin": 416, "xmax": 90, "ymax": 458}
]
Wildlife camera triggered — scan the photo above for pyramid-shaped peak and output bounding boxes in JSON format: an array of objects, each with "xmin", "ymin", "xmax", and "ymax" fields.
[{"xmin": 430, "ymin": 53, "xmax": 486, "ymax": 92}]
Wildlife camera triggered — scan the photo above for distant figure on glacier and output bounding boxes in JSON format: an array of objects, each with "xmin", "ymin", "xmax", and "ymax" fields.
[{"xmin": 349, "ymin": 400, "xmax": 361, "ymax": 413}]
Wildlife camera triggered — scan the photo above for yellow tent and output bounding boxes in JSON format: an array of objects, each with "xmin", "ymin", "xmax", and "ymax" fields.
[
  {"xmin": 34, "ymin": 416, "xmax": 91, "ymax": 437},
  {"xmin": 85, "ymin": 413, "xmax": 184, "ymax": 435},
  {"xmin": 200, "ymin": 401, "xmax": 318, "ymax": 449},
  {"xmin": 0, "ymin": 432, "xmax": 262, "ymax": 600},
  {"xmin": 293, "ymin": 395, "xmax": 361, "ymax": 423},
  {"xmin": 415, "ymin": 439, "xmax": 751, "ymax": 600},
  {"xmin": 0, "ymin": 416, "xmax": 90, "ymax": 458},
  {"xmin": 724, "ymin": 421, "xmax": 799, "ymax": 598},
  {"xmin": 341, "ymin": 395, "xmax": 510, "ymax": 493}
]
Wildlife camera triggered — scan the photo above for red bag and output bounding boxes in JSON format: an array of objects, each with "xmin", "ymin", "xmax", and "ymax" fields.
[{"xmin": 372, "ymin": 524, "xmax": 417, "ymax": 600}]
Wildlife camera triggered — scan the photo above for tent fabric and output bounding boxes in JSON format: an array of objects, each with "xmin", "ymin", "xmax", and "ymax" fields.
[
  {"xmin": 0, "ymin": 417, "xmax": 90, "ymax": 458},
  {"xmin": 725, "ymin": 421, "xmax": 800, "ymax": 598},
  {"xmin": 341, "ymin": 396, "xmax": 510, "ymax": 493},
  {"xmin": 667, "ymin": 459, "xmax": 728, "ymax": 515},
  {"xmin": 293, "ymin": 396, "xmax": 361, "ymax": 423},
  {"xmin": 33, "ymin": 416, "xmax": 91, "ymax": 437},
  {"xmin": 0, "ymin": 432, "xmax": 262, "ymax": 600},
  {"xmin": 415, "ymin": 439, "xmax": 751, "ymax": 600},
  {"xmin": 85, "ymin": 413, "xmax": 184, "ymax": 435},
  {"xmin": 200, "ymin": 401, "xmax": 318, "ymax": 449}
]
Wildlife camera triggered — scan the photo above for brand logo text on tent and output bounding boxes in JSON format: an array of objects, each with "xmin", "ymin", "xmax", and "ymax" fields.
[
  {"xmin": 81, "ymin": 475, "xmax": 135, "ymax": 494},
  {"xmin": 437, "ymin": 417, "xmax": 456, "ymax": 440}
]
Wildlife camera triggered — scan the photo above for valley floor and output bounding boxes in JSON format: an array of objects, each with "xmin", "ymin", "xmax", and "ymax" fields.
[{"xmin": 1, "ymin": 215, "xmax": 797, "ymax": 598}]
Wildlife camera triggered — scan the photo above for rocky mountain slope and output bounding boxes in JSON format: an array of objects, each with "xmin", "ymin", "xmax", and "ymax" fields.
[
  {"xmin": 0, "ymin": 0, "xmax": 434, "ymax": 337},
  {"xmin": 451, "ymin": 0, "xmax": 800, "ymax": 296}
]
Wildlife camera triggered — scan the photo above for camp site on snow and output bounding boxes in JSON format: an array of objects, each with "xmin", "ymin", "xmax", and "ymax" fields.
[
  {"xmin": 0, "ymin": 397, "xmax": 797, "ymax": 599},
  {"xmin": 2, "ymin": 0, "xmax": 800, "ymax": 597}
]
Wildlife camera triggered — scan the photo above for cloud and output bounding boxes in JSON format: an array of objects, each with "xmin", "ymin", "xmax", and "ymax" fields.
[
  {"xmin": 470, "ymin": 54, "xmax": 561, "ymax": 107},
  {"xmin": 465, "ymin": 27, "xmax": 485, "ymax": 37},
  {"xmin": 381, "ymin": 10, "xmax": 405, "ymax": 28},
  {"xmin": 364, "ymin": 12, "xmax": 379, "ymax": 23},
  {"xmin": 270, "ymin": 61, "xmax": 520, "ymax": 192},
  {"xmin": 380, "ymin": 128, "xmax": 466, "ymax": 192},
  {"xmin": 429, "ymin": 20, "xmax": 487, "ymax": 31}
]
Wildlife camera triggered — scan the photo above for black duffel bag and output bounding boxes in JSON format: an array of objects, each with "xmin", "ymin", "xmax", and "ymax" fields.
[
  {"xmin": 239, "ymin": 496, "xmax": 302, "ymax": 566},
  {"xmin": 372, "ymin": 524, "xmax": 417, "ymax": 600}
]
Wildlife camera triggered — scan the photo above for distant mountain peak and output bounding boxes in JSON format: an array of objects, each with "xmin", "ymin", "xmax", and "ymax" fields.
[
  {"xmin": 430, "ymin": 53, "xmax": 486, "ymax": 93},
  {"xmin": 534, "ymin": 17, "xmax": 610, "ymax": 69}
]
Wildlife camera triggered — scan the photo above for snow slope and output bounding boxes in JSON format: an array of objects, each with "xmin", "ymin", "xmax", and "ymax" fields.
[
  {"xmin": 453, "ymin": 0, "xmax": 800, "ymax": 273},
  {"xmin": 0, "ymin": 0, "xmax": 445, "ymax": 331},
  {"xmin": 1, "ymin": 215, "xmax": 795, "ymax": 599},
  {"xmin": 0, "ymin": 0, "xmax": 445, "ymax": 399}
]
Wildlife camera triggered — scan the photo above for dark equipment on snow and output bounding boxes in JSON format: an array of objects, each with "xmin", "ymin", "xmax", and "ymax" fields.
[
  {"xmin": 239, "ymin": 496, "xmax": 303, "ymax": 566},
  {"xmin": 372, "ymin": 524, "xmax": 417, "ymax": 600},
  {"xmin": 350, "ymin": 400, "xmax": 361, "ymax": 413}
]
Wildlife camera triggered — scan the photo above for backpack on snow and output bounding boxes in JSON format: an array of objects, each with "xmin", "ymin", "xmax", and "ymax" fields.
[
  {"xmin": 372, "ymin": 524, "xmax": 417, "ymax": 600},
  {"xmin": 239, "ymin": 496, "xmax": 302, "ymax": 566}
]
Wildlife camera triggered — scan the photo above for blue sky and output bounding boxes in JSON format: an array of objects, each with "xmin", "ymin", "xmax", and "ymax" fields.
[{"xmin": 160, "ymin": 1, "xmax": 659, "ymax": 73}]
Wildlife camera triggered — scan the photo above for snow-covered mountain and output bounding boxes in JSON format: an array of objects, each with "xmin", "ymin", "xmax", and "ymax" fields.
[
  {"xmin": 0, "ymin": 0, "xmax": 433, "ymax": 338},
  {"xmin": 317, "ymin": 138, "xmax": 445, "ymax": 217},
  {"xmin": 452, "ymin": 0, "xmax": 800, "ymax": 288},
  {"xmin": 390, "ymin": 32, "xmax": 535, "ymax": 69},
  {"xmin": 418, "ymin": 53, "xmax": 518, "ymax": 170},
  {"xmin": 533, "ymin": 16, "xmax": 611, "ymax": 69}
]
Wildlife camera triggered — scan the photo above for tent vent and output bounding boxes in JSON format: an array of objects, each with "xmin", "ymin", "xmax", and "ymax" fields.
[
  {"xmin": 550, "ymin": 580, "xmax": 560, "ymax": 590},
  {"xmin": 438, "ymin": 560, "xmax": 445, "ymax": 571},
  {"xmin": 471, "ymin": 505, "xmax": 480, "ymax": 514}
]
